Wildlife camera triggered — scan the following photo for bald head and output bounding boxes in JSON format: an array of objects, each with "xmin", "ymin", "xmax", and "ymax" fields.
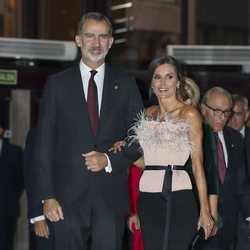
[{"xmin": 201, "ymin": 87, "xmax": 233, "ymax": 132}]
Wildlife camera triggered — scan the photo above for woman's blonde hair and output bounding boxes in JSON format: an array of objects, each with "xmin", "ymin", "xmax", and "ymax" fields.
[{"xmin": 183, "ymin": 76, "xmax": 200, "ymax": 107}]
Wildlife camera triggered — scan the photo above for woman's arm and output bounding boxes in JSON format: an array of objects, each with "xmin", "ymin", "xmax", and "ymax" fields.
[
  {"xmin": 182, "ymin": 106, "xmax": 214, "ymax": 239},
  {"xmin": 133, "ymin": 157, "xmax": 145, "ymax": 170},
  {"xmin": 208, "ymin": 194, "xmax": 219, "ymax": 236}
]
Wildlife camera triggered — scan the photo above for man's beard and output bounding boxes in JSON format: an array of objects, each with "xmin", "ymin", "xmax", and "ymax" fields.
[{"xmin": 81, "ymin": 46, "xmax": 109, "ymax": 63}]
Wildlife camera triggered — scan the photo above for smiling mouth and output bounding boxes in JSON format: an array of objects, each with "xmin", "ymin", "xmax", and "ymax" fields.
[{"xmin": 158, "ymin": 88, "xmax": 169, "ymax": 93}]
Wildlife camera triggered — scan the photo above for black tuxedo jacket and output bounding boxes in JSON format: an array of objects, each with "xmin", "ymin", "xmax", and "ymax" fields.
[
  {"xmin": 0, "ymin": 139, "xmax": 23, "ymax": 216},
  {"xmin": 217, "ymin": 127, "xmax": 250, "ymax": 247},
  {"xmin": 23, "ymin": 128, "xmax": 43, "ymax": 220},
  {"xmin": 36, "ymin": 63, "xmax": 143, "ymax": 216},
  {"xmin": 244, "ymin": 126, "xmax": 250, "ymax": 180}
]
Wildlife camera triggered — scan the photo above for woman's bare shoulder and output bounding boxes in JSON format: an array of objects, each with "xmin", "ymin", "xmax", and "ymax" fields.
[{"xmin": 179, "ymin": 105, "xmax": 202, "ymax": 126}]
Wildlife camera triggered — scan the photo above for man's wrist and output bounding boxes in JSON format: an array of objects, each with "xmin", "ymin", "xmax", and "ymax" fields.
[
  {"xmin": 30, "ymin": 215, "xmax": 46, "ymax": 224},
  {"xmin": 104, "ymin": 153, "xmax": 112, "ymax": 173}
]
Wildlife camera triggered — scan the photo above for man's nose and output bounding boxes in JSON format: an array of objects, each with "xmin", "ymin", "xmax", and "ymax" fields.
[
  {"xmin": 92, "ymin": 36, "xmax": 101, "ymax": 45},
  {"xmin": 231, "ymin": 114, "xmax": 237, "ymax": 122},
  {"xmin": 218, "ymin": 112, "xmax": 228, "ymax": 122}
]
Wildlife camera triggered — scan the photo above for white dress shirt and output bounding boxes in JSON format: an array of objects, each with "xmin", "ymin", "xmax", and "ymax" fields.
[
  {"xmin": 240, "ymin": 126, "xmax": 245, "ymax": 137},
  {"xmin": 79, "ymin": 60, "xmax": 112, "ymax": 173},
  {"xmin": 217, "ymin": 131, "xmax": 228, "ymax": 168},
  {"xmin": 79, "ymin": 60, "xmax": 105, "ymax": 115}
]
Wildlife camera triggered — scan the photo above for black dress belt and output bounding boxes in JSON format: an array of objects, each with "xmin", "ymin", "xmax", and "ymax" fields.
[{"xmin": 145, "ymin": 165, "xmax": 185, "ymax": 171}]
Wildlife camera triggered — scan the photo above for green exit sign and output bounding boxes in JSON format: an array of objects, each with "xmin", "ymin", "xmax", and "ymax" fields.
[{"xmin": 0, "ymin": 69, "xmax": 18, "ymax": 85}]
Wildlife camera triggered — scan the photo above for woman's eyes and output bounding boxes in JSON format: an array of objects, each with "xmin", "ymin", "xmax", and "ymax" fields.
[{"xmin": 154, "ymin": 74, "xmax": 174, "ymax": 80}]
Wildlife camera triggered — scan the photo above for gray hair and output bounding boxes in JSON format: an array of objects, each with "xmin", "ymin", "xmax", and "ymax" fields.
[
  {"xmin": 77, "ymin": 12, "xmax": 113, "ymax": 36},
  {"xmin": 231, "ymin": 94, "xmax": 248, "ymax": 111}
]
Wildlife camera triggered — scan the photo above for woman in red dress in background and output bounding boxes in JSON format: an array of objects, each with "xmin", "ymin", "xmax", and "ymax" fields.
[{"xmin": 127, "ymin": 165, "xmax": 144, "ymax": 250}]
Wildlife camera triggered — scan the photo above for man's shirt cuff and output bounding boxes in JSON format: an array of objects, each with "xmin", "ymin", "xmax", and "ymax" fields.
[
  {"xmin": 30, "ymin": 215, "xmax": 46, "ymax": 224},
  {"xmin": 104, "ymin": 153, "xmax": 112, "ymax": 173}
]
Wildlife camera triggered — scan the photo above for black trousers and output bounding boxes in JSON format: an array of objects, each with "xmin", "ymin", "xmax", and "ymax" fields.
[
  {"xmin": 138, "ymin": 190, "xmax": 198, "ymax": 250},
  {"xmin": 233, "ymin": 213, "xmax": 250, "ymax": 250},
  {"xmin": 53, "ymin": 194, "xmax": 125, "ymax": 250},
  {"xmin": 0, "ymin": 214, "xmax": 18, "ymax": 250}
]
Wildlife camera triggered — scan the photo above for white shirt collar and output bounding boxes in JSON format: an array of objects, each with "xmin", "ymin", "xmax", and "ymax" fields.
[
  {"xmin": 217, "ymin": 130, "xmax": 228, "ymax": 167},
  {"xmin": 240, "ymin": 126, "xmax": 245, "ymax": 137},
  {"xmin": 79, "ymin": 60, "xmax": 105, "ymax": 114},
  {"xmin": 79, "ymin": 60, "xmax": 105, "ymax": 79}
]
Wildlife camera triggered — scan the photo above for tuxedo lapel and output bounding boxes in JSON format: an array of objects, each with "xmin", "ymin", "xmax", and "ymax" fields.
[
  {"xmin": 69, "ymin": 64, "xmax": 95, "ymax": 137},
  {"xmin": 223, "ymin": 129, "xmax": 234, "ymax": 183},
  {"xmin": 98, "ymin": 65, "xmax": 120, "ymax": 135}
]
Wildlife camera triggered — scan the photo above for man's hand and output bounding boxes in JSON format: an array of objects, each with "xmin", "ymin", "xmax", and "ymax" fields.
[
  {"xmin": 82, "ymin": 151, "xmax": 108, "ymax": 172},
  {"xmin": 34, "ymin": 220, "xmax": 50, "ymax": 239},
  {"xmin": 43, "ymin": 198, "xmax": 64, "ymax": 222}
]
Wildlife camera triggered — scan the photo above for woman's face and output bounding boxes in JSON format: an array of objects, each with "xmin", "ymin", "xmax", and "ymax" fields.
[{"xmin": 151, "ymin": 63, "xmax": 179, "ymax": 100}]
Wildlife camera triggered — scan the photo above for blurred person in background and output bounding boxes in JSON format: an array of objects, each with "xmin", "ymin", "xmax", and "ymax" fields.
[
  {"xmin": 227, "ymin": 94, "xmax": 250, "ymax": 250},
  {"xmin": 0, "ymin": 120, "xmax": 23, "ymax": 250}
]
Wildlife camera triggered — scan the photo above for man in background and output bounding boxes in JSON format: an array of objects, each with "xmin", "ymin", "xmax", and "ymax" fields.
[
  {"xmin": 0, "ymin": 120, "xmax": 23, "ymax": 250},
  {"xmin": 200, "ymin": 87, "xmax": 250, "ymax": 250},
  {"xmin": 227, "ymin": 94, "xmax": 250, "ymax": 250}
]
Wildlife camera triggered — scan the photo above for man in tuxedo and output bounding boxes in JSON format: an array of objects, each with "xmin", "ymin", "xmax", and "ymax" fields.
[
  {"xmin": 0, "ymin": 121, "xmax": 23, "ymax": 250},
  {"xmin": 36, "ymin": 12, "xmax": 143, "ymax": 250},
  {"xmin": 227, "ymin": 94, "xmax": 250, "ymax": 250},
  {"xmin": 200, "ymin": 87, "xmax": 250, "ymax": 250},
  {"xmin": 228, "ymin": 94, "xmax": 250, "ymax": 179},
  {"xmin": 23, "ymin": 128, "xmax": 54, "ymax": 250}
]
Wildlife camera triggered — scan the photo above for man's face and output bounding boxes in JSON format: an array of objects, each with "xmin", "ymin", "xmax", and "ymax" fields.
[
  {"xmin": 75, "ymin": 20, "xmax": 113, "ymax": 66},
  {"xmin": 201, "ymin": 92, "xmax": 232, "ymax": 132},
  {"xmin": 227, "ymin": 101, "xmax": 249, "ymax": 131}
]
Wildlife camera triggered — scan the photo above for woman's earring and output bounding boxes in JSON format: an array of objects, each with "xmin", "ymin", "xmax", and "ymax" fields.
[{"xmin": 176, "ymin": 84, "xmax": 180, "ymax": 95}]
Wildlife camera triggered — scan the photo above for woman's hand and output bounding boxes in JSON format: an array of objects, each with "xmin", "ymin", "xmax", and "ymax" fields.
[
  {"xmin": 108, "ymin": 140, "xmax": 126, "ymax": 153},
  {"xmin": 197, "ymin": 210, "xmax": 214, "ymax": 239},
  {"xmin": 208, "ymin": 194, "xmax": 219, "ymax": 237},
  {"xmin": 127, "ymin": 213, "xmax": 141, "ymax": 233},
  {"xmin": 209, "ymin": 214, "xmax": 218, "ymax": 237}
]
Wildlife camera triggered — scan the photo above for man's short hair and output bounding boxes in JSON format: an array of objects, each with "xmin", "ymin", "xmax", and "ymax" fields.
[
  {"xmin": 77, "ymin": 12, "xmax": 113, "ymax": 36},
  {"xmin": 231, "ymin": 94, "xmax": 248, "ymax": 111}
]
